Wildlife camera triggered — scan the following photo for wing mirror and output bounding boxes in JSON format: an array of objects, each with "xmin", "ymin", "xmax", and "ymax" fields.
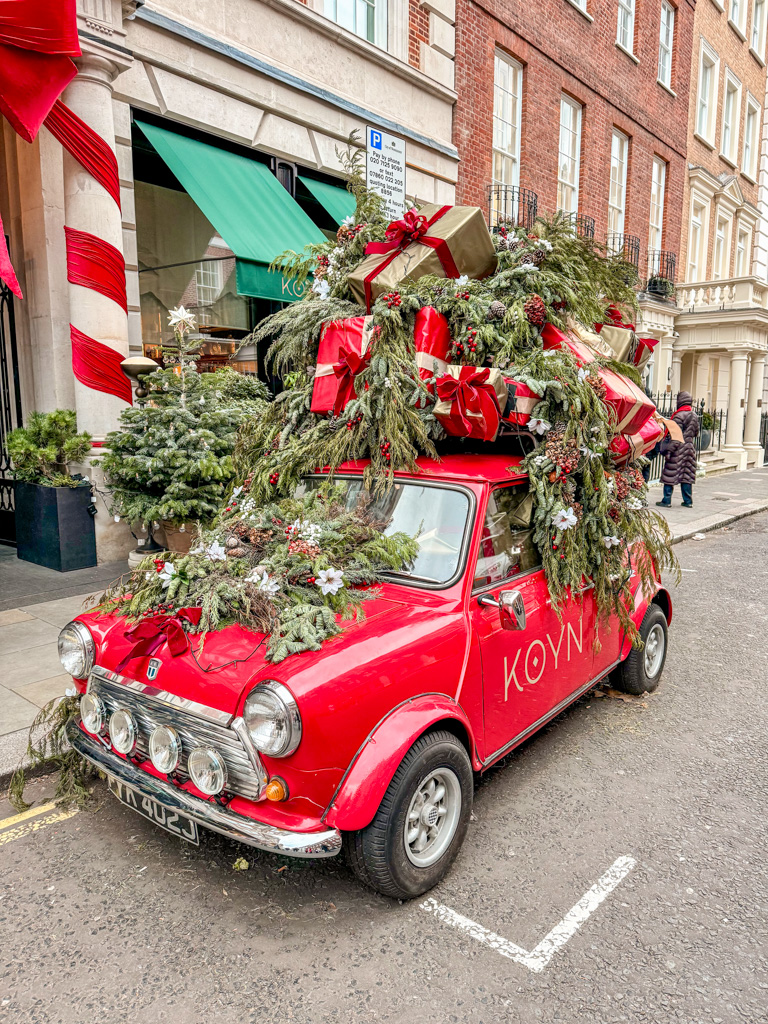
[{"xmin": 477, "ymin": 589, "xmax": 526, "ymax": 630}]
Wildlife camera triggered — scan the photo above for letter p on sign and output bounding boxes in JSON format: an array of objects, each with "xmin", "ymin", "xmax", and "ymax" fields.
[{"xmin": 370, "ymin": 130, "xmax": 382, "ymax": 149}]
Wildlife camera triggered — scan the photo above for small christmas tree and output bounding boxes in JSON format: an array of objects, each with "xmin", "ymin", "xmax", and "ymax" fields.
[{"xmin": 100, "ymin": 307, "xmax": 269, "ymax": 528}]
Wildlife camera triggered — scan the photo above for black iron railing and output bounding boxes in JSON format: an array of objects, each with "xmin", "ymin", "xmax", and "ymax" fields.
[
  {"xmin": 760, "ymin": 411, "xmax": 768, "ymax": 466},
  {"xmin": 570, "ymin": 214, "xmax": 595, "ymax": 239},
  {"xmin": 487, "ymin": 185, "xmax": 538, "ymax": 231},
  {"xmin": 644, "ymin": 394, "xmax": 708, "ymax": 483},
  {"xmin": 606, "ymin": 232, "xmax": 641, "ymax": 267},
  {"xmin": 644, "ymin": 250, "xmax": 677, "ymax": 299}
]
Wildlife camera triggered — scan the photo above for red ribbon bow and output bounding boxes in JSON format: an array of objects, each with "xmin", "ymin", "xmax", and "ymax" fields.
[
  {"xmin": 362, "ymin": 205, "xmax": 460, "ymax": 312},
  {"xmin": 436, "ymin": 367, "xmax": 502, "ymax": 438},
  {"xmin": 331, "ymin": 342, "xmax": 371, "ymax": 416},
  {"xmin": 115, "ymin": 608, "xmax": 203, "ymax": 673},
  {"xmin": 384, "ymin": 209, "xmax": 429, "ymax": 246}
]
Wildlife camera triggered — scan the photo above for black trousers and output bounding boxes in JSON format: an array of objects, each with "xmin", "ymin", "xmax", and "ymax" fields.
[{"xmin": 662, "ymin": 482, "xmax": 693, "ymax": 506}]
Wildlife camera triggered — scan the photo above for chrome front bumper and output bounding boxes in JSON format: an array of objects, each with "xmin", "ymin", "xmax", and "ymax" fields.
[{"xmin": 67, "ymin": 720, "xmax": 342, "ymax": 858}]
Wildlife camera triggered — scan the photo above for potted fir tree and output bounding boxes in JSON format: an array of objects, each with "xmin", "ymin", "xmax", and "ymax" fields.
[
  {"xmin": 99, "ymin": 307, "xmax": 269, "ymax": 559},
  {"xmin": 5, "ymin": 410, "xmax": 96, "ymax": 571}
]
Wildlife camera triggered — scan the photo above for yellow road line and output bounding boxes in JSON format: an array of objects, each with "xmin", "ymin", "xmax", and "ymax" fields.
[
  {"xmin": 0, "ymin": 801, "xmax": 59, "ymax": 831},
  {"xmin": 0, "ymin": 806, "xmax": 78, "ymax": 846}
]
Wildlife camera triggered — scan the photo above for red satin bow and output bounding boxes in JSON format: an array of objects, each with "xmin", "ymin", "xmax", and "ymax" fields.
[
  {"xmin": 436, "ymin": 368, "xmax": 501, "ymax": 437},
  {"xmin": 384, "ymin": 209, "xmax": 429, "ymax": 246},
  {"xmin": 332, "ymin": 342, "xmax": 371, "ymax": 416},
  {"xmin": 115, "ymin": 608, "xmax": 203, "ymax": 673}
]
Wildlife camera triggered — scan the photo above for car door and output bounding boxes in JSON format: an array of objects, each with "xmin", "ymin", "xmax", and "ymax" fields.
[{"xmin": 470, "ymin": 483, "xmax": 594, "ymax": 761}]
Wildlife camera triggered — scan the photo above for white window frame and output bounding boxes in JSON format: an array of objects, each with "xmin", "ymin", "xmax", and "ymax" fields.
[
  {"xmin": 735, "ymin": 225, "xmax": 751, "ymax": 276},
  {"xmin": 743, "ymin": 93, "xmax": 760, "ymax": 179},
  {"xmin": 649, "ymin": 157, "xmax": 667, "ymax": 269},
  {"xmin": 688, "ymin": 195, "xmax": 709, "ymax": 281},
  {"xmin": 557, "ymin": 95, "xmax": 582, "ymax": 217},
  {"xmin": 720, "ymin": 69, "xmax": 742, "ymax": 166},
  {"xmin": 730, "ymin": 0, "xmax": 747, "ymax": 35},
  {"xmin": 491, "ymin": 51, "xmax": 523, "ymax": 225},
  {"xmin": 323, "ymin": 0, "xmax": 387, "ymax": 47},
  {"xmin": 658, "ymin": 2, "xmax": 675, "ymax": 88},
  {"xmin": 713, "ymin": 213, "xmax": 732, "ymax": 279},
  {"xmin": 696, "ymin": 39, "xmax": 720, "ymax": 145},
  {"xmin": 608, "ymin": 129, "xmax": 629, "ymax": 245},
  {"xmin": 617, "ymin": 0, "xmax": 636, "ymax": 54}
]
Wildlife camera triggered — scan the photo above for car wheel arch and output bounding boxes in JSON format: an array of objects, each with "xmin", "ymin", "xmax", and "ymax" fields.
[{"xmin": 651, "ymin": 587, "xmax": 673, "ymax": 625}]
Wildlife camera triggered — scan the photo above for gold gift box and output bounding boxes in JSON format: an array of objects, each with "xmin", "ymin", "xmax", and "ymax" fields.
[{"xmin": 348, "ymin": 204, "xmax": 497, "ymax": 308}]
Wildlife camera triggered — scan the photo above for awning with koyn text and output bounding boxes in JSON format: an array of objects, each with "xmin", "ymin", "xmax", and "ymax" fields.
[{"xmin": 136, "ymin": 120, "xmax": 325, "ymax": 303}]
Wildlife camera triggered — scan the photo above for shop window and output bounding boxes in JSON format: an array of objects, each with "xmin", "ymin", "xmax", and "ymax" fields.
[
  {"xmin": 493, "ymin": 51, "xmax": 523, "ymax": 191},
  {"xmin": 743, "ymin": 95, "xmax": 760, "ymax": 179},
  {"xmin": 324, "ymin": 0, "xmax": 386, "ymax": 47},
  {"xmin": 608, "ymin": 129, "xmax": 629, "ymax": 242},
  {"xmin": 617, "ymin": 0, "xmax": 636, "ymax": 53},
  {"xmin": 648, "ymin": 156, "xmax": 667, "ymax": 264},
  {"xmin": 658, "ymin": 2, "xmax": 675, "ymax": 88},
  {"xmin": 696, "ymin": 40, "xmax": 719, "ymax": 144},
  {"xmin": 721, "ymin": 70, "xmax": 742, "ymax": 165},
  {"xmin": 557, "ymin": 95, "xmax": 582, "ymax": 217}
]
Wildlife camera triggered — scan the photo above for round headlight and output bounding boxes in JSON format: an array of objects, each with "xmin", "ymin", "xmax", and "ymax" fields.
[
  {"xmin": 188, "ymin": 747, "xmax": 228, "ymax": 795},
  {"xmin": 58, "ymin": 621, "xmax": 95, "ymax": 679},
  {"xmin": 149, "ymin": 725, "xmax": 181, "ymax": 773},
  {"xmin": 109, "ymin": 709, "xmax": 137, "ymax": 755},
  {"xmin": 243, "ymin": 681, "xmax": 301, "ymax": 758},
  {"xmin": 81, "ymin": 692, "xmax": 106, "ymax": 735}
]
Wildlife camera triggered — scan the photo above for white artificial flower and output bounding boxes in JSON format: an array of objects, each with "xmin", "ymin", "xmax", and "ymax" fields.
[
  {"xmin": 248, "ymin": 569, "xmax": 280, "ymax": 596},
  {"xmin": 316, "ymin": 568, "xmax": 345, "ymax": 596},
  {"xmin": 538, "ymin": 239, "xmax": 554, "ymax": 251},
  {"xmin": 541, "ymin": 349, "xmax": 557, "ymax": 358},
  {"xmin": 579, "ymin": 445, "xmax": 601, "ymax": 460},
  {"xmin": 602, "ymin": 535, "xmax": 621, "ymax": 549},
  {"xmin": 552, "ymin": 507, "xmax": 578, "ymax": 531},
  {"xmin": 232, "ymin": 485, "xmax": 243, "ymax": 498},
  {"xmin": 527, "ymin": 418, "xmax": 551, "ymax": 436},
  {"xmin": 455, "ymin": 274, "xmax": 470, "ymax": 287},
  {"xmin": 145, "ymin": 571, "xmax": 153, "ymax": 580},
  {"xmin": 312, "ymin": 278, "xmax": 330, "ymax": 300},
  {"xmin": 578, "ymin": 366, "xmax": 589, "ymax": 383},
  {"xmin": 342, "ymin": 215, "xmax": 356, "ymax": 228},
  {"xmin": 65, "ymin": 686, "xmax": 77, "ymax": 697},
  {"xmin": 606, "ymin": 478, "xmax": 615, "ymax": 492},
  {"xmin": 158, "ymin": 562, "xmax": 175, "ymax": 588},
  {"xmin": 206, "ymin": 541, "xmax": 227, "ymax": 561},
  {"xmin": 167, "ymin": 305, "xmax": 197, "ymax": 332}
]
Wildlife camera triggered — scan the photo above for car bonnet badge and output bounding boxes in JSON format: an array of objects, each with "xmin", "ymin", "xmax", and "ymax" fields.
[{"xmin": 146, "ymin": 658, "xmax": 161, "ymax": 681}]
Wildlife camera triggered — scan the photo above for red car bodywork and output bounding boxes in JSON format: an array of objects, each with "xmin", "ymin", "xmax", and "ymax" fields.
[{"xmin": 70, "ymin": 454, "xmax": 672, "ymax": 844}]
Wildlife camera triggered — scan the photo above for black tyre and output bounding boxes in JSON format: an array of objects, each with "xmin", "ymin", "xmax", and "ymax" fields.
[
  {"xmin": 345, "ymin": 730, "xmax": 473, "ymax": 899},
  {"xmin": 615, "ymin": 603, "xmax": 668, "ymax": 696}
]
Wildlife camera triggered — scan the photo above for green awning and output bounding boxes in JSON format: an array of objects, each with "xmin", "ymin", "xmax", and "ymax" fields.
[
  {"xmin": 136, "ymin": 121, "xmax": 325, "ymax": 301},
  {"xmin": 299, "ymin": 176, "xmax": 356, "ymax": 226}
]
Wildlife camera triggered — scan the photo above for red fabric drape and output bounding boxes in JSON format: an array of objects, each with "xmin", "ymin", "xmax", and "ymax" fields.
[
  {"xmin": 0, "ymin": 0, "xmax": 80, "ymax": 55},
  {"xmin": 0, "ymin": 210, "xmax": 21, "ymax": 298},
  {"xmin": 0, "ymin": 42, "xmax": 76, "ymax": 143},
  {"xmin": 44, "ymin": 100, "xmax": 121, "ymax": 209},
  {"xmin": 65, "ymin": 226, "xmax": 127, "ymax": 312},
  {"xmin": 71, "ymin": 324, "xmax": 132, "ymax": 406}
]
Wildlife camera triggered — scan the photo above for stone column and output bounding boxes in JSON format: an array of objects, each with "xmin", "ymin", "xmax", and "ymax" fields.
[
  {"xmin": 670, "ymin": 350, "xmax": 683, "ymax": 395},
  {"xmin": 743, "ymin": 350, "xmax": 767, "ymax": 451},
  {"xmin": 61, "ymin": 48, "xmax": 130, "ymax": 441},
  {"xmin": 723, "ymin": 348, "xmax": 750, "ymax": 468}
]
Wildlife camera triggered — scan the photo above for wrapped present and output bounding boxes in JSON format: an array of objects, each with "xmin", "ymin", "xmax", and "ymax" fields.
[
  {"xmin": 348, "ymin": 205, "xmax": 497, "ymax": 310},
  {"xmin": 541, "ymin": 323, "xmax": 597, "ymax": 366},
  {"xmin": 310, "ymin": 316, "xmax": 376, "ymax": 415},
  {"xmin": 502, "ymin": 377, "xmax": 540, "ymax": 426},
  {"xmin": 610, "ymin": 414, "xmax": 666, "ymax": 464},
  {"xmin": 634, "ymin": 335, "xmax": 659, "ymax": 373},
  {"xmin": 414, "ymin": 306, "xmax": 451, "ymax": 383},
  {"xmin": 434, "ymin": 366, "xmax": 508, "ymax": 441},
  {"xmin": 599, "ymin": 367, "xmax": 655, "ymax": 434},
  {"xmin": 596, "ymin": 323, "xmax": 636, "ymax": 364},
  {"xmin": 567, "ymin": 318, "xmax": 614, "ymax": 359}
]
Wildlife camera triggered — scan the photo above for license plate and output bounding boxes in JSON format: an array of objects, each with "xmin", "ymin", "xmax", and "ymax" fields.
[{"xmin": 108, "ymin": 776, "xmax": 199, "ymax": 845}]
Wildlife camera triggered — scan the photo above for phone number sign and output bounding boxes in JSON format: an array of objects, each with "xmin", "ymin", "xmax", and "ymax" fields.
[{"xmin": 366, "ymin": 126, "xmax": 406, "ymax": 221}]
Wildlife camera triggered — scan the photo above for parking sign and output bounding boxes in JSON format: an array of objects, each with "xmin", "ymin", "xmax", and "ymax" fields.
[{"xmin": 366, "ymin": 126, "xmax": 406, "ymax": 221}]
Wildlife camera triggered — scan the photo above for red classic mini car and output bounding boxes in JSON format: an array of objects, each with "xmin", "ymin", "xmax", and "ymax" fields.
[{"xmin": 60, "ymin": 453, "xmax": 671, "ymax": 899}]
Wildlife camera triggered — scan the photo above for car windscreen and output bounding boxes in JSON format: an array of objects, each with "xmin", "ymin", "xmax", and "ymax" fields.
[{"xmin": 297, "ymin": 478, "xmax": 470, "ymax": 585}]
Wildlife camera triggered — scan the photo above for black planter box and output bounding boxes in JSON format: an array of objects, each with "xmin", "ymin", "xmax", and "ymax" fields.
[{"xmin": 15, "ymin": 481, "xmax": 97, "ymax": 572}]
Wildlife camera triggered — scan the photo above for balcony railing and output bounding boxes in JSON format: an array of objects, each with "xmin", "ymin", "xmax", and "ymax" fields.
[
  {"xmin": 643, "ymin": 249, "xmax": 677, "ymax": 300},
  {"xmin": 606, "ymin": 232, "xmax": 641, "ymax": 268},
  {"xmin": 487, "ymin": 185, "xmax": 538, "ymax": 231},
  {"xmin": 572, "ymin": 214, "xmax": 595, "ymax": 239},
  {"xmin": 676, "ymin": 275, "xmax": 768, "ymax": 312}
]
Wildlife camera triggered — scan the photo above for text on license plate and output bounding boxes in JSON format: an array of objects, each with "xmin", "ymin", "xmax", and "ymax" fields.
[{"xmin": 108, "ymin": 776, "xmax": 199, "ymax": 845}]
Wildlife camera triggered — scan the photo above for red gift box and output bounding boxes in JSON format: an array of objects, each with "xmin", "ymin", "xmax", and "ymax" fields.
[
  {"xmin": 311, "ymin": 316, "xmax": 376, "ymax": 415},
  {"xmin": 502, "ymin": 377, "xmax": 540, "ymax": 426},
  {"xmin": 610, "ymin": 414, "xmax": 665, "ymax": 464},
  {"xmin": 541, "ymin": 323, "xmax": 598, "ymax": 366},
  {"xmin": 414, "ymin": 306, "xmax": 451, "ymax": 383},
  {"xmin": 599, "ymin": 368, "xmax": 656, "ymax": 435},
  {"xmin": 434, "ymin": 366, "xmax": 507, "ymax": 441}
]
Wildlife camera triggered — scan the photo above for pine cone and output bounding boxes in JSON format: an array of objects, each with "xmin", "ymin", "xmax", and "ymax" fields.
[
  {"xmin": 521, "ymin": 249, "xmax": 545, "ymax": 267},
  {"xmin": 487, "ymin": 300, "xmax": 507, "ymax": 321},
  {"xmin": 226, "ymin": 546, "xmax": 247, "ymax": 558},
  {"xmin": 249, "ymin": 527, "xmax": 274, "ymax": 547},
  {"xmin": 226, "ymin": 536, "xmax": 240, "ymax": 549},
  {"xmin": 288, "ymin": 538, "xmax": 321, "ymax": 559},
  {"xmin": 587, "ymin": 375, "xmax": 608, "ymax": 401},
  {"xmin": 523, "ymin": 294, "xmax": 547, "ymax": 328},
  {"xmin": 616, "ymin": 474, "xmax": 630, "ymax": 501},
  {"xmin": 545, "ymin": 431, "xmax": 580, "ymax": 474}
]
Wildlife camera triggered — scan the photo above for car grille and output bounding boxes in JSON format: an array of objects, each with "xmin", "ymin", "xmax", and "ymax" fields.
[{"xmin": 87, "ymin": 671, "xmax": 265, "ymax": 801}]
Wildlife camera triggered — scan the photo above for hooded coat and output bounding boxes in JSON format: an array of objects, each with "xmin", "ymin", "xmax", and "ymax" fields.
[{"xmin": 660, "ymin": 391, "xmax": 700, "ymax": 485}]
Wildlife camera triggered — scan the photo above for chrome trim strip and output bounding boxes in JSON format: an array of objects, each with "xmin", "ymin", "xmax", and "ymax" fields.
[
  {"xmin": 481, "ymin": 660, "xmax": 621, "ymax": 767},
  {"xmin": 68, "ymin": 721, "xmax": 341, "ymax": 859},
  {"xmin": 231, "ymin": 716, "xmax": 269, "ymax": 789},
  {"xmin": 89, "ymin": 665, "xmax": 233, "ymax": 726}
]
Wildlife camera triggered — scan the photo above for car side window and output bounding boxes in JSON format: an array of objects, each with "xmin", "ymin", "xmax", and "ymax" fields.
[{"xmin": 473, "ymin": 484, "xmax": 540, "ymax": 589}]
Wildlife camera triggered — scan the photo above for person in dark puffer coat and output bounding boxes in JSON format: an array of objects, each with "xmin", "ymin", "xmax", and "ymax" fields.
[{"xmin": 656, "ymin": 390, "xmax": 700, "ymax": 508}]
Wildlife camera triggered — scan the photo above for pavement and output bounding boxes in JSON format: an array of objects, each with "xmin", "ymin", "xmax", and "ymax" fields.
[
  {"xmin": 0, "ymin": 466, "xmax": 767, "ymax": 783},
  {"xmin": 1, "ymin": 511, "xmax": 766, "ymax": 1022}
]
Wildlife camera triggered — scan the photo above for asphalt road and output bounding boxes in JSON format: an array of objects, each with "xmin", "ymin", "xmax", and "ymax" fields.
[{"xmin": 1, "ymin": 514, "xmax": 768, "ymax": 1024}]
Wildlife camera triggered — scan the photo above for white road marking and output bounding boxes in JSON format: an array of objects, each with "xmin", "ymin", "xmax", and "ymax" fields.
[{"xmin": 420, "ymin": 854, "xmax": 636, "ymax": 972}]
